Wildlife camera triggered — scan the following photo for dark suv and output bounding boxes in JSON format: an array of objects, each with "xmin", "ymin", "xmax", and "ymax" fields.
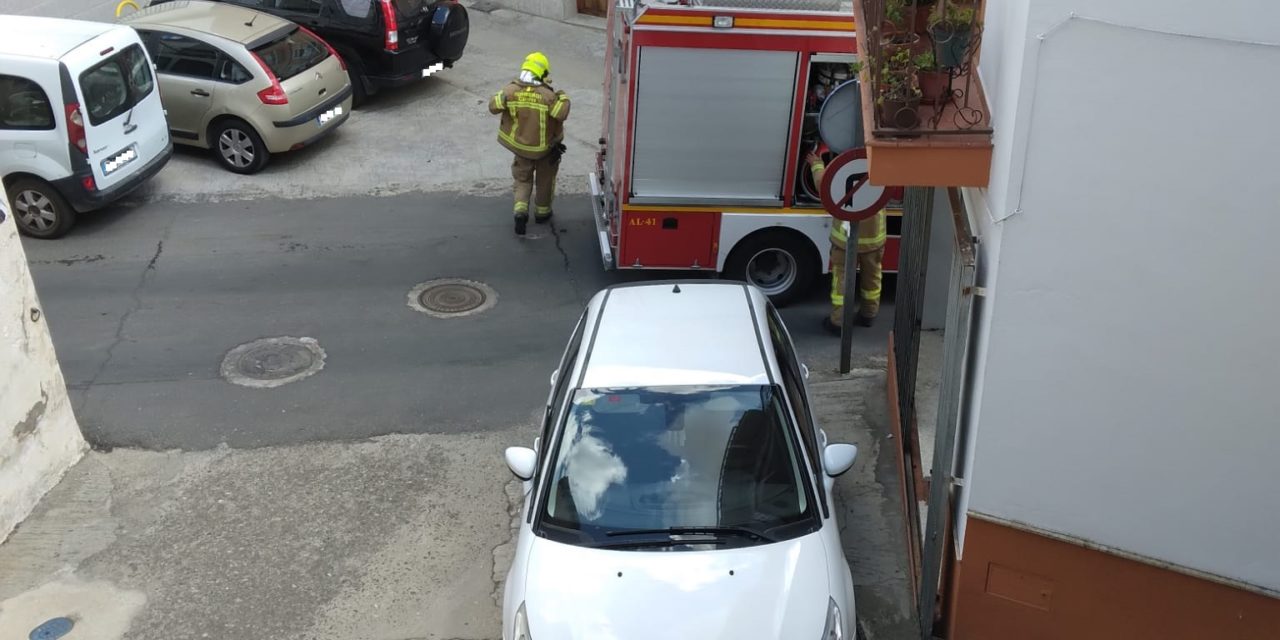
[{"xmin": 152, "ymin": 0, "xmax": 468, "ymax": 106}]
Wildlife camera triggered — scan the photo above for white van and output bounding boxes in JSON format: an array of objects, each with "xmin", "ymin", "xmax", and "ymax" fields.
[{"xmin": 1, "ymin": 16, "xmax": 172, "ymax": 239}]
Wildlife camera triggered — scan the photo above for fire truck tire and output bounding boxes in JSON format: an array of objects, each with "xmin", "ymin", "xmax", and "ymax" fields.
[{"xmin": 724, "ymin": 230, "xmax": 819, "ymax": 307}]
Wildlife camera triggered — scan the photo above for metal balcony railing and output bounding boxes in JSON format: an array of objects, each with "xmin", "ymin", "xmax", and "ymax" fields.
[{"xmin": 859, "ymin": 0, "xmax": 991, "ymax": 135}]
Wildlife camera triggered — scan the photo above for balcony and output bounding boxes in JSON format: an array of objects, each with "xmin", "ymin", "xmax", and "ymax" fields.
[{"xmin": 853, "ymin": 0, "xmax": 993, "ymax": 187}]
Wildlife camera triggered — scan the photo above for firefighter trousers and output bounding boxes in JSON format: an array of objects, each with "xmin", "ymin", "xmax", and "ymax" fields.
[
  {"xmin": 511, "ymin": 153, "xmax": 560, "ymax": 218},
  {"xmin": 829, "ymin": 243, "xmax": 885, "ymax": 327}
]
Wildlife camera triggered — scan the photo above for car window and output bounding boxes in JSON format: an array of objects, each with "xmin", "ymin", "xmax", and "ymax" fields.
[
  {"xmin": 217, "ymin": 57, "xmax": 253, "ymax": 84},
  {"xmin": 338, "ymin": 0, "xmax": 372, "ymax": 18},
  {"xmin": 78, "ymin": 44, "xmax": 155, "ymax": 126},
  {"xmin": 0, "ymin": 75, "xmax": 55, "ymax": 130},
  {"xmin": 275, "ymin": 0, "xmax": 322, "ymax": 13},
  {"xmin": 393, "ymin": 0, "xmax": 425, "ymax": 16},
  {"xmin": 538, "ymin": 385, "xmax": 819, "ymax": 548},
  {"xmin": 766, "ymin": 303, "xmax": 829, "ymax": 517},
  {"xmin": 147, "ymin": 32, "xmax": 220, "ymax": 79},
  {"xmin": 251, "ymin": 27, "xmax": 329, "ymax": 81}
]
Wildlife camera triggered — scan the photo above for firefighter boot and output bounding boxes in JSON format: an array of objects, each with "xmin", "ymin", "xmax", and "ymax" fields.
[
  {"xmin": 535, "ymin": 207, "xmax": 553, "ymax": 224},
  {"xmin": 514, "ymin": 213, "xmax": 528, "ymax": 236}
]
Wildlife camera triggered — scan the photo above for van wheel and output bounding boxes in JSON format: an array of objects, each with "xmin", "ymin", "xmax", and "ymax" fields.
[
  {"xmin": 211, "ymin": 119, "xmax": 269, "ymax": 174},
  {"xmin": 9, "ymin": 178, "xmax": 76, "ymax": 239},
  {"xmin": 724, "ymin": 230, "xmax": 818, "ymax": 307}
]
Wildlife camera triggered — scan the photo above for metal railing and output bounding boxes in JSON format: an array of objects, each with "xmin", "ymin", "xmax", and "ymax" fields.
[{"xmin": 859, "ymin": 0, "xmax": 991, "ymax": 135}]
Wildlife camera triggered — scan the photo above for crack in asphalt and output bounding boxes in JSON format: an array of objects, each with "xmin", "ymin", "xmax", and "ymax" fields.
[
  {"xmin": 547, "ymin": 222, "xmax": 584, "ymax": 302},
  {"xmin": 77, "ymin": 237, "xmax": 166, "ymax": 417}
]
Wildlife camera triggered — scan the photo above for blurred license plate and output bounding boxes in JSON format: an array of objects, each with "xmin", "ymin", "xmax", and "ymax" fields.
[
  {"xmin": 102, "ymin": 144, "xmax": 138, "ymax": 175},
  {"xmin": 317, "ymin": 106, "xmax": 343, "ymax": 126}
]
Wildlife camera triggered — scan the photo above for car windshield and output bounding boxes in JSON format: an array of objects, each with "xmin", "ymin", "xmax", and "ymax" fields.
[
  {"xmin": 538, "ymin": 385, "xmax": 818, "ymax": 548},
  {"xmin": 251, "ymin": 27, "xmax": 329, "ymax": 81},
  {"xmin": 78, "ymin": 44, "xmax": 155, "ymax": 126}
]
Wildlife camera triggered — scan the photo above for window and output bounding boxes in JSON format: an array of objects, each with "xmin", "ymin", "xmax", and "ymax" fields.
[
  {"xmin": 526, "ymin": 310, "xmax": 587, "ymax": 524},
  {"xmin": 0, "ymin": 75, "xmax": 55, "ymax": 130},
  {"xmin": 767, "ymin": 304, "xmax": 829, "ymax": 517},
  {"xmin": 252, "ymin": 27, "xmax": 329, "ymax": 81},
  {"xmin": 537, "ymin": 385, "xmax": 819, "ymax": 549},
  {"xmin": 337, "ymin": 0, "xmax": 372, "ymax": 18},
  {"xmin": 217, "ymin": 57, "xmax": 253, "ymax": 84},
  {"xmin": 78, "ymin": 44, "xmax": 155, "ymax": 126},
  {"xmin": 393, "ymin": 0, "xmax": 426, "ymax": 15},
  {"xmin": 276, "ymin": 0, "xmax": 322, "ymax": 13},
  {"xmin": 147, "ymin": 33, "xmax": 220, "ymax": 79}
]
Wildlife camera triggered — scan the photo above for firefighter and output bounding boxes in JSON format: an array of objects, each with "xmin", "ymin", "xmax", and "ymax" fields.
[
  {"xmin": 488, "ymin": 52, "xmax": 572, "ymax": 236},
  {"xmin": 807, "ymin": 150, "xmax": 887, "ymax": 333}
]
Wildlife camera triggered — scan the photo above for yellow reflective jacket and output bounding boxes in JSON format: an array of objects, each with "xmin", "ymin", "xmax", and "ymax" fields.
[
  {"xmin": 489, "ymin": 79, "xmax": 570, "ymax": 159},
  {"xmin": 811, "ymin": 159, "xmax": 887, "ymax": 252}
]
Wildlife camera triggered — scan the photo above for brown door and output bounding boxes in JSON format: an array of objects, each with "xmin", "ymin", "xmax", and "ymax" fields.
[{"xmin": 577, "ymin": 0, "xmax": 607, "ymax": 18}]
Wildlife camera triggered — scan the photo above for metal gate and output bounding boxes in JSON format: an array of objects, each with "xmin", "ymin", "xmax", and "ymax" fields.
[{"xmin": 892, "ymin": 187, "xmax": 979, "ymax": 639}]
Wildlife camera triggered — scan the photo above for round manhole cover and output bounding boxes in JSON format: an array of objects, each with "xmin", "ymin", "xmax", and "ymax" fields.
[
  {"xmin": 407, "ymin": 279, "xmax": 497, "ymax": 318},
  {"xmin": 220, "ymin": 337, "xmax": 326, "ymax": 389}
]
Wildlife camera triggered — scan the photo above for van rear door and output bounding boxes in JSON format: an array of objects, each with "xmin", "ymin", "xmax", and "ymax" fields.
[{"xmin": 62, "ymin": 27, "xmax": 169, "ymax": 191}]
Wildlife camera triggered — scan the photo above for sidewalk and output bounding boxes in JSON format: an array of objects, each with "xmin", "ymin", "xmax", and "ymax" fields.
[{"xmin": 0, "ymin": 357, "xmax": 916, "ymax": 640}]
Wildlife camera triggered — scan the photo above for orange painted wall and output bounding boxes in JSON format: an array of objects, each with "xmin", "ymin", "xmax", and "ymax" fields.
[{"xmin": 949, "ymin": 516, "xmax": 1280, "ymax": 640}]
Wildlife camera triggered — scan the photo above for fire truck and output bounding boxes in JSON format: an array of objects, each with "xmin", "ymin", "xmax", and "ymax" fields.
[{"xmin": 587, "ymin": 0, "xmax": 902, "ymax": 305}]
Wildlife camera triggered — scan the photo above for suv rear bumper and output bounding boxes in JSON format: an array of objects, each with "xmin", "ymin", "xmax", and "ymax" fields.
[
  {"xmin": 366, "ymin": 46, "xmax": 448, "ymax": 88},
  {"xmin": 53, "ymin": 142, "xmax": 173, "ymax": 213}
]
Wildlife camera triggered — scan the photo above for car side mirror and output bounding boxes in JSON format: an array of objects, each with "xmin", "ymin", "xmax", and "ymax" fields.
[
  {"xmin": 505, "ymin": 446, "xmax": 537, "ymax": 481},
  {"xmin": 823, "ymin": 443, "xmax": 858, "ymax": 477}
]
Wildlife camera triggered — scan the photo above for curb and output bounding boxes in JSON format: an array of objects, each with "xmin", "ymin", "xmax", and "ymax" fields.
[{"xmin": 463, "ymin": 0, "xmax": 607, "ymax": 31}]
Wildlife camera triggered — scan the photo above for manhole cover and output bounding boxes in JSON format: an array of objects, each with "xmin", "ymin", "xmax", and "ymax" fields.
[
  {"xmin": 220, "ymin": 337, "xmax": 326, "ymax": 389},
  {"xmin": 407, "ymin": 279, "xmax": 498, "ymax": 318}
]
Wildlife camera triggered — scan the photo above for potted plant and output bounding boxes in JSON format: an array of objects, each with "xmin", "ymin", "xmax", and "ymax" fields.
[
  {"xmin": 930, "ymin": 2, "xmax": 977, "ymax": 68},
  {"xmin": 914, "ymin": 50, "xmax": 948, "ymax": 104},
  {"xmin": 877, "ymin": 48, "xmax": 921, "ymax": 129},
  {"xmin": 912, "ymin": 0, "xmax": 939, "ymax": 34},
  {"xmin": 880, "ymin": 0, "xmax": 920, "ymax": 56}
]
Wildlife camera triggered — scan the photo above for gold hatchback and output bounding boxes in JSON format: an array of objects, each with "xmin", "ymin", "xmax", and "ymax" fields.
[{"xmin": 122, "ymin": 0, "xmax": 352, "ymax": 174}]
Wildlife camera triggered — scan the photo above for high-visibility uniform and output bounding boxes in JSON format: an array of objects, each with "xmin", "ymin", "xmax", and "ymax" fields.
[
  {"xmin": 489, "ymin": 78, "xmax": 571, "ymax": 218},
  {"xmin": 811, "ymin": 159, "xmax": 887, "ymax": 326}
]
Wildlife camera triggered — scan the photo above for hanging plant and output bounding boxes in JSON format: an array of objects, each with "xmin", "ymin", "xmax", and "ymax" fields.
[
  {"xmin": 930, "ymin": 3, "xmax": 977, "ymax": 68},
  {"xmin": 877, "ymin": 48, "xmax": 922, "ymax": 129},
  {"xmin": 914, "ymin": 50, "xmax": 948, "ymax": 104}
]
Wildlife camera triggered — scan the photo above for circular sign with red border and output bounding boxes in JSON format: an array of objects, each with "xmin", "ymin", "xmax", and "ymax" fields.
[{"xmin": 819, "ymin": 147, "xmax": 892, "ymax": 222}]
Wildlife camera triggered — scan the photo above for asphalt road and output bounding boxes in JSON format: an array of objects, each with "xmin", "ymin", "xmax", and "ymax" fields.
[{"xmin": 24, "ymin": 194, "xmax": 894, "ymax": 450}]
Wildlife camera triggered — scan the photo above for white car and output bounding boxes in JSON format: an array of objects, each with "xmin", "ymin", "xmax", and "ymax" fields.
[{"xmin": 502, "ymin": 281, "xmax": 860, "ymax": 640}]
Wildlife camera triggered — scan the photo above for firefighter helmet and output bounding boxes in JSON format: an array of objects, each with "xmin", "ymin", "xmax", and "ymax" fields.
[{"xmin": 521, "ymin": 52, "xmax": 550, "ymax": 79}]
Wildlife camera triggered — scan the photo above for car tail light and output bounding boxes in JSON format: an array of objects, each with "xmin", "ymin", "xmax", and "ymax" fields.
[
  {"xmin": 65, "ymin": 104, "xmax": 87, "ymax": 154},
  {"xmin": 378, "ymin": 0, "xmax": 398, "ymax": 51},
  {"xmin": 82, "ymin": 175, "xmax": 97, "ymax": 191},
  {"xmin": 250, "ymin": 52, "xmax": 289, "ymax": 105},
  {"xmin": 299, "ymin": 25, "xmax": 346, "ymax": 71}
]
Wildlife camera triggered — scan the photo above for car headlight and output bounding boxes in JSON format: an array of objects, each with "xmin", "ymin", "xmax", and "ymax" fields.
[
  {"xmin": 514, "ymin": 601, "xmax": 532, "ymax": 640},
  {"xmin": 821, "ymin": 597, "xmax": 843, "ymax": 640}
]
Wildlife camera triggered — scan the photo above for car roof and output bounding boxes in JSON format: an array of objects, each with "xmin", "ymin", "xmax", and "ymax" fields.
[
  {"xmin": 0, "ymin": 17, "xmax": 124, "ymax": 59},
  {"xmin": 122, "ymin": 0, "xmax": 292, "ymax": 46},
  {"xmin": 576, "ymin": 282, "xmax": 774, "ymax": 389}
]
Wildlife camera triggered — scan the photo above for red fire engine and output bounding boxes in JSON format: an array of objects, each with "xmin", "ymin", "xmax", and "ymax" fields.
[{"xmin": 588, "ymin": 0, "xmax": 902, "ymax": 305}]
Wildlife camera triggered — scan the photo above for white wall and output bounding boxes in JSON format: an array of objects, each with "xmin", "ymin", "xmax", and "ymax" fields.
[
  {"xmin": 0, "ymin": 186, "xmax": 86, "ymax": 540},
  {"xmin": 960, "ymin": 0, "xmax": 1280, "ymax": 592}
]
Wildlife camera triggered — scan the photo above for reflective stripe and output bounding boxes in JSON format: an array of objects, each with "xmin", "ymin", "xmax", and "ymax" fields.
[
  {"xmin": 514, "ymin": 201, "xmax": 529, "ymax": 213},
  {"xmin": 860, "ymin": 286, "xmax": 881, "ymax": 301},
  {"xmin": 550, "ymin": 95, "xmax": 568, "ymax": 118},
  {"xmin": 492, "ymin": 91, "xmax": 505, "ymax": 109},
  {"xmin": 857, "ymin": 233, "xmax": 887, "ymax": 247},
  {"xmin": 536, "ymin": 205, "xmax": 552, "ymax": 214}
]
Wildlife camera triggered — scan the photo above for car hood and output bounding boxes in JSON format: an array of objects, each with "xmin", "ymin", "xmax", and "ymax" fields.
[{"xmin": 523, "ymin": 533, "xmax": 831, "ymax": 640}]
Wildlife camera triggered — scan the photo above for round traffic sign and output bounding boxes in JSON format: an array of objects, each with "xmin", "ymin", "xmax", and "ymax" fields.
[{"xmin": 819, "ymin": 147, "xmax": 891, "ymax": 222}]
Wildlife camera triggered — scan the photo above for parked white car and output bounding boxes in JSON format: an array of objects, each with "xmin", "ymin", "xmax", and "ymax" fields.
[
  {"xmin": 0, "ymin": 16, "xmax": 172, "ymax": 238},
  {"xmin": 502, "ymin": 281, "xmax": 859, "ymax": 640}
]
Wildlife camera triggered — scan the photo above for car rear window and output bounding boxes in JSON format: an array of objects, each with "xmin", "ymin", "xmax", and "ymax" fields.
[
  {"xmin": 251, "ymin": 28, "xmax": 329, "ymax": 82},
  {"xmin": 338, "ymin": 0, "xmax": 372, "ymax": 18},
  {"xmin": 78, "ymin": 44, "xmax": 155, "ymax": 126}
]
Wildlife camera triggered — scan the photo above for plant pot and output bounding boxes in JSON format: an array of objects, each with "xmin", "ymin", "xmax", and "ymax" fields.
[
  {"xmin": 912, "ymin": 0, "xmax": 938, "ymax": 33},
  {"xmin": 878, "ymin": 95, "xmax": 922, "ymax": 129},
  {"xmin": 931, "ymin": 22, "xmax": 973, "ymax": 68},
  {"xmin": 881, "ymin": 31, "xmax": 920, "ymax": 58},
  {"xmin": 918, "ymin": 70, "xmax": 949, "ymax": 104}
]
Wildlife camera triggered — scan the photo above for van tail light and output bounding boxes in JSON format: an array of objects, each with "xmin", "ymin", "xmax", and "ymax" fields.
[
  {"xmin": 250, "ymin": 52, "xmax": 289, "ymax": 105},
  {"xmin": 65, "ymin": 104, "xmax": 87, "ymax": 154},
  {"xmin": 378, "ymin": 0, "xmax": 398, "ymax": 51},
  {"xmin": 300, "ymin": 25, "xmax": 346, "ymax": 71},
  {"xmin": 82, "ymin": 176, "xmax": 97, "ymax": 192}
]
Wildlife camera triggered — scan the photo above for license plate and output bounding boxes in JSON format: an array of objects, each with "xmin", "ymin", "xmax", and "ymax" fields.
[
  {"xmin": 317, "ymin": 105, "xmax": 343, "ymax": 126},
  {"xmin": 422, "ymin": 62, "xmax": 444, "ymax": 78},
  {"xmin": 101, "ymin": 144, "xmax": 139, "ymax": 176}
]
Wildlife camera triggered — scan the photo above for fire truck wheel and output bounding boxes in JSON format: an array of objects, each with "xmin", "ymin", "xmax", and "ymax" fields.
[{"xmin": 724, "ymin": 230, "xmax": 818, "ymax": 307}]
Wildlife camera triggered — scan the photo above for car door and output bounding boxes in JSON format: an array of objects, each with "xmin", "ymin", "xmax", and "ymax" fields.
[{"xmin": 139, "ymin": 31, "xmax": 223, "ymax": 144}]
